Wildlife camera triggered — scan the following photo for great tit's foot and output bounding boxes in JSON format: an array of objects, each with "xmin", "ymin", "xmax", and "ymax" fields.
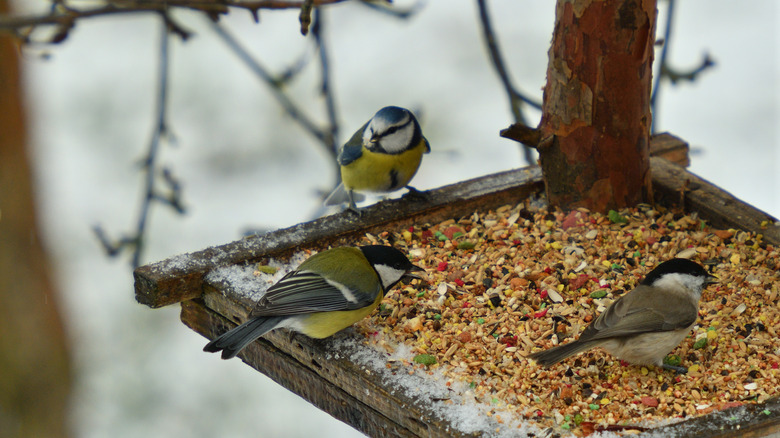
[
  {"xmin": 661, "ymin": 364, "xmax": 688, "ymax": 374},
  {"xmin": 404, "ymin": 186, "xmax": 429, "ymax": 201}
]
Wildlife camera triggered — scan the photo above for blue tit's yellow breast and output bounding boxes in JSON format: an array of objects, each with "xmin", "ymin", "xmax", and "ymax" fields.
[
  {"xmin": 297, "ymin": 291, "xmax": 384, "ymax": 338},
  {"xmin": 340, "ymin": 138, "xmax": 427, "ymax": 193}
]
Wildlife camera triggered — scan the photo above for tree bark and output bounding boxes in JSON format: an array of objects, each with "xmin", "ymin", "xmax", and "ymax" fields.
[
  {"xmin": 537, "ymin": 0, "xmax": 656, "ymax": 211},
  {"xmin": 0, "ymin": 1, "xmax": 73, "ymax": 435}
]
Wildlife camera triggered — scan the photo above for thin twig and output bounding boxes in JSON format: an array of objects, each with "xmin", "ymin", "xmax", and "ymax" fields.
[
  {"xmin": 651, "ymin": 0, "xmax": 715, "ymax": 133},
  {"xmin": 94, "ymin": 17, "xmax": 185, "ymax": 268},
  {"xmin": 210, "ymin": 20, "xmax": 329, "ymax": 146},
  {"xmin": 299, "ymin": 0, "xmax": 315, "ymax": 35},
  {"xmin": 359, "ymin": 0, "xmax": 426, "ymax": 19},
  {"xmin": 1, "ymin": 0, "xmax": 347, "ymax": 43},
  {"xmin": 312, "ymin": 9, "xmax": 339, "ymax": 159},
  {"xmin": 476, "ymin": 0, "xmax": 540, "ymax": 165}
]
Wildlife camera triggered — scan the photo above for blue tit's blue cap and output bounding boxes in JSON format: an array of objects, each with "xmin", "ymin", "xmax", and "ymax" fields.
[{"xmin": 374, "ymin": 106, "xmax": 411, "ymax": 124}]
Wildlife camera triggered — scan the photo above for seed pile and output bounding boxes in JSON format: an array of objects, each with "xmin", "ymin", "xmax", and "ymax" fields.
[{"xmin": 351, "ymin": 203, "xmax": 779, "ymax": 434}]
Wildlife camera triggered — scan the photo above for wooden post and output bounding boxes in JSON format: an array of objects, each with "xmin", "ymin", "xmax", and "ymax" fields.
[
  {"xmin": 537, "ymin": 0, "xmax": 656, "ymax": 211},
  {"xmin": 0, "ymin": 2, "xmax": 73, "ymax": 435}
]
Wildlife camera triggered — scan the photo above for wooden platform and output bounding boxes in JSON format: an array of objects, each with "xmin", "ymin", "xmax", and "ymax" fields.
[{"xmin": 134, "ymin": 135, "xmax": 780, "ymax": 437}]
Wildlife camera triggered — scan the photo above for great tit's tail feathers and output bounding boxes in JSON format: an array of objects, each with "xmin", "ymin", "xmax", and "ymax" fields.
[
  {"xmin": 204, "ymin": 316, "xmax": 284, "ymax": 359},
  {"xmin": 324, "ymin": 183, "xmax": 365, "ymax": 206},
  {"xmin": 527, "ymin": 340, "xmax": 598, "ymax": 367}
]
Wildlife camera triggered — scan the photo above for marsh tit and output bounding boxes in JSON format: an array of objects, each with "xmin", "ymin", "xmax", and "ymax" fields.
[
  {"xmin": 204, "ymin": 245, "xmax": 423, "ymax": 359},
  {"xmin": 529, "ymin": 258, "xmax": 717, "ymax": 373}
]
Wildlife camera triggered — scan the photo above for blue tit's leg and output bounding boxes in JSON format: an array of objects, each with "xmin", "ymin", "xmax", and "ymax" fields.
[
  {"xmin": 661, "ymin": 364, "xmax": 688, "ymax": 374},
  {"xmin": 346, "ymin": 189, "xmax": 363, "ymax": 217},
  {"xmin": 404, "ymin": 186, "xmax": 430, "ymax": 201}
]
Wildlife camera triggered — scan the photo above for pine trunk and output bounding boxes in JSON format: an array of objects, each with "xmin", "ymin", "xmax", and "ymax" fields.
[{"xmin": 537, "ymin": 0, "xmax": 656, "ymax": 211}]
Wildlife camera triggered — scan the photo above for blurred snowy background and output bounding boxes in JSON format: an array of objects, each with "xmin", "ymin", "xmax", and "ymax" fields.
[{"xmin": 12, "ymin": 0, "xmax": 778, "ymax": 437}]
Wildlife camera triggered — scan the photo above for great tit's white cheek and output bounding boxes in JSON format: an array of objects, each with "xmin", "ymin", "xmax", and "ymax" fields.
[{"xmin": 373, "ymin": 264, "xmax": 406, "ymax": 289}]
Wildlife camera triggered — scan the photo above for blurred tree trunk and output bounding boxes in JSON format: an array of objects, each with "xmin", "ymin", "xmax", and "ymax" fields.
[
  {"xmin": 534, "ymin": 0, "xmax": 656, "ymax": 211},
  {"xmin": 0, "ymin": 1, "xmax": 73, "ymax": 436}
]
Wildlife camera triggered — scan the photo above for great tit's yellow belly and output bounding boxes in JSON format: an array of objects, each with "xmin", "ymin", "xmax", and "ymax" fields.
[
  {"xmin": 297, "ymin": 291, "xmax": 383, "ymax": 338},
  {"xmin": 340, "ymin": 140, "xmax": 426, "ymax": 193}
]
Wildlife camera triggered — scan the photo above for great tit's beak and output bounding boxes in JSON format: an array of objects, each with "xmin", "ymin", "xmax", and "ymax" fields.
[{"xmin": 403, "ymin": 264, "xmax": 426, "ymax": 281}]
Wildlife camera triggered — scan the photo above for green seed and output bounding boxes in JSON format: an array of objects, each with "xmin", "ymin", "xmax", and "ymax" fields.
[{"xmin": 413, "ymin": 354, "xmax": 437, "ymax": 366}]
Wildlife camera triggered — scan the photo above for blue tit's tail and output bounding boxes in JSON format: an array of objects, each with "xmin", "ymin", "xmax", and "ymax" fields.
[
  {"xmin": 204, "ymin": 316, "xmax": 285, "ymax": 359},
  {"xmin": 527, "ymin": 339, "xmax": 600, "ymax": 367},
  {"xmin": 324, "ymin": 182, "xmax": 365, "ymax": 207}
]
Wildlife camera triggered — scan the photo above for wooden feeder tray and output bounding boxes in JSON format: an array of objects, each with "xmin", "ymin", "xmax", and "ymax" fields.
[{"xmin": 134, "ymin": 135, "xmax": 779, "ymax": 437}]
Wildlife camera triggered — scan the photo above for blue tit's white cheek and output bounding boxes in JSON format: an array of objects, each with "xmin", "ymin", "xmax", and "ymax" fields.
[
  {"xmin": 379, "ymin": 124, "xmax": 414, "ymax": 154},
  {"xmin": 362, "ymin": 125, "xmax": 374, "ymax": 145}
]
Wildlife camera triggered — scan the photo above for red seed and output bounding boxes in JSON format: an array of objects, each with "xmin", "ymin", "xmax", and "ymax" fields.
[
  {"xmin": 641, "ymin": 396, "xmax": 658, "ymax": 407},
  {"xmin": 437, "ymin": 261, "xmax": 448, "ymax": 271}
]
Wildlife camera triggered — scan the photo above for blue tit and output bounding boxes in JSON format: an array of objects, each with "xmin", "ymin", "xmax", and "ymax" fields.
[
  {"xmin": 204, "ymin": 245, "xmax": 424, "ymax": 359},
  {"xmin": 528, "ymin": 258, "xmax": 716, "ymax": 373},
  {"xmin": 324, "ymin": 106, "xmax": 430, "ymax": 213}
]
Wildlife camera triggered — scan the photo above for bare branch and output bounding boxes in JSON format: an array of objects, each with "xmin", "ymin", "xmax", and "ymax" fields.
[
  {"xmin": 93, "ymin": 18, "xmax": 184, "ymax": 268},
  {"xmin": 210, "ymin": 20, "xmax": 330, "ymax": 147},
  {"xmin": 299, "ymin": 0, "xmax": 314, "ymax": 35},
  {"xmin": 651, "ymin": 0, "xmax": 715, "ymax": 132},
  {"xmin": 475, "ymin": 0, "xmax": 540, "ymax": 165},
  {"xmin": 359, "ymin": 0, "xmax": 425, "ymax": 19},
  {"xmin": 312, "ymin": 9, "xmax": 339, "ymax": 158},
  {"xmin": 0, "ymin": 0, "xmax": 346, "ymax": 42}
]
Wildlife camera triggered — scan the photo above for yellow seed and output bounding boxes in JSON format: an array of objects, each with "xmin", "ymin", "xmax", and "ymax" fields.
[
  {"xmin": 730, "ymin": 253, "xmax": 740, "ymax": 264},
  {"xmin": 602, "ymin": 260, "xmax": 611, "ymax": 268},
  {"xmin": 600, "ymin": 397, "xmax": 610, "ymax": 405},
  {"xmin": 402, "ymin": 230, "xmax": 412, "ymax": 241},
  {"xmin": 707, "ymin": 331, "xmax": 718, "ymax": 340},
  {"xmin": 641, "ymin": 367, "xmax": 649, "ymax": 375},
  {"xmin": 551, "ymin": 242, "xmax": 562, "ymax": 250}
]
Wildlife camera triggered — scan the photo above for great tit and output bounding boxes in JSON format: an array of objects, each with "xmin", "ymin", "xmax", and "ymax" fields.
[
  {"xmin": 324, "ymin": 106, "xmax": 430, "ymax": 213},
  {"xmin": 528, "ymin": 258, "xmax": 717, "ymax": 373},
  {"xmin": 204, "ymin": 245, "xmax": 424, "ymax": 359}
]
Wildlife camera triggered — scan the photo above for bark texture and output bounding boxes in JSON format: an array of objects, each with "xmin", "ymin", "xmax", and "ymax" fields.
[{"xmin": 538, "ymin": 0, "xmax": 656, "ymax": 211}]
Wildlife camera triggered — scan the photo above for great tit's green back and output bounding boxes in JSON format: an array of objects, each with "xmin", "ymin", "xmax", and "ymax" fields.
[{"xmin": 250, "ymin": 247, "xmax": 381, "ymax": 317}]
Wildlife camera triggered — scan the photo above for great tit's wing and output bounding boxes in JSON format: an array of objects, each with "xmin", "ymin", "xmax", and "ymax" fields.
[
  {"xmin": 337, "ymin": 122, "xmax": 369, "ymax": 166},
  {"xmin": 577, "ymin": 285, "xmax": 698, "ymax": 342},
  {"xmin": 250, "ymin": 269, "xmax": 381, "ymax": 317}
]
